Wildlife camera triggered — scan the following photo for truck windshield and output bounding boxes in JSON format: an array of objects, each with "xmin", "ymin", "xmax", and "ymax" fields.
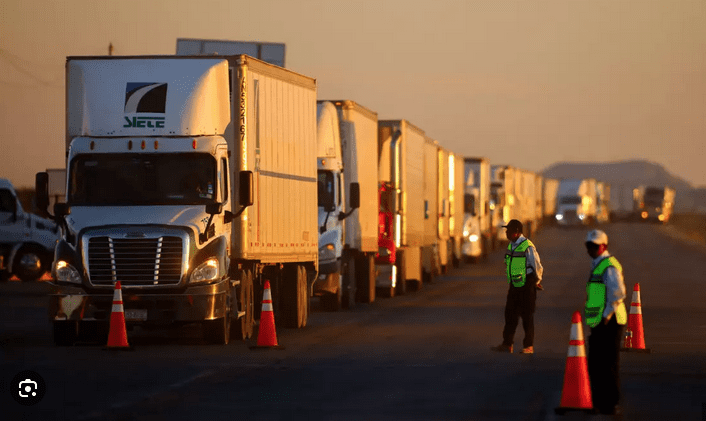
[
  {"xmin": 560, "ymin": 196, "xmax": 582, "ymax": 205},
  {"xmin": 644, "ymin": 188, "xmax": 664, "ymax": 206},
  {"xmin": 464, "ymin": 194, "xmax": 476, "ymax": 215},
  {"xmin": 68, "ymin": 153, "xmax": 217, "ymax": 205},
  {"xmin": 317, "ymin": 170, "xmax": 335, "ymax": 210}
]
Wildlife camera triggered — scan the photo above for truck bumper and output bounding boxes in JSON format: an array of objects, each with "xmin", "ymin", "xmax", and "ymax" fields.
[
  {"xmin": 462, "ymin": 239, "xmax": 482, "ymax": 258},
  {"xmin": 318, "ymin": 259, "xmax": 341, "ymax": 275},
  {"xmin": 48, "ymin": 281, "xmax": 229, "ymax": 324},
  {"xmin": 375, "ymin": 263, "xmax": 396, "ymax": 288}
]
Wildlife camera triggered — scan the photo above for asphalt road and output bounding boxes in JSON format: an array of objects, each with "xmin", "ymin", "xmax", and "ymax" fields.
[{"xmin": 1, "ymin": 222, "xmax": 705, "ymax": 420}]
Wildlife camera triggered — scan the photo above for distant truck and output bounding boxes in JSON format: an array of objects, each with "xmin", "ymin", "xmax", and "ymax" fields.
[
  {"xmin": 314, "ymin": 100, "xmax": 377, "ymax": 310},
  {"xmin": 0, "ymin": 178, "xmax": 59, "ymax": 281},
  {"xmin": 463, "ymin": 157, "xmax": 491, "ymax": 262},
  {"xmin": 516, "ymin": 169, "xmax": 539, "ymax": 236},
  {"xmin": 36, "ymin": 55, "xmax": 318, "ymax": 345},
  {"xmin": 595, "ymin": 182, "xmax": 611, "ymax": 224},
  {"xmin": 541, "ymin": 178, "xmax": 560, "ymax": 225},
  {"xmin": 555, "ymin": 178, "xmax": 597, "ymax": 225},
  {"xmin": 435, "ymin": 146, "xmax": 464, "ymax": 271},
  {"xmin": 490, "ymin": 165, "xmax": 517, "ymax": 245},
  {"xmin": 422, "ymin": 137, "xmax": 442, "ymax": 283},
  {"xmin": 377, "ymin": 120, "xmax": 425, "ymax": 296},
  {"xmin": 634, "ymin": 186, "xmax": 675, "ymax": 223}
]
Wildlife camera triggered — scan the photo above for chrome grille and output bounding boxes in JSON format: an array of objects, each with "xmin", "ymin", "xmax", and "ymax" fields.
[{"xmin": 87, "ymin": 236, "xmax": 183, "ymax": 286}]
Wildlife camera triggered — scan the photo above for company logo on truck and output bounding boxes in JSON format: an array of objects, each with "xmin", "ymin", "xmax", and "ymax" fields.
[{"xmin": 123, "ymin": 82, "xmax": 167, "ymax": 128}]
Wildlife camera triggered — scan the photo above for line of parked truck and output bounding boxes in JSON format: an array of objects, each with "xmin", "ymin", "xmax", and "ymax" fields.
[{"xmin": 7, "ymin": 47, "xmax": 670, "ymax": 346}]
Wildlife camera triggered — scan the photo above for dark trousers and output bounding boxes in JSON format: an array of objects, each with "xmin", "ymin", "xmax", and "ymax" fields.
[
  {"xmin": 588, "ymin": 317, "xmax": 623, "ymax": 411},
  {"xmin": 502, "ymin": 280, "xmax": 537, "ymax": 348}
]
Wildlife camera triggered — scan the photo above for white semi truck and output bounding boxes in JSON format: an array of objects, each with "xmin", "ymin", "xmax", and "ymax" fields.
[
  {"xmin": 555, "ymin": 178, "xmax": 597, "ymax": 226},
  {"xmin": 0, "ymin": 178, "xmax": 60, "ymax": 281},
  {"xmin": 314, "ymin": 100, "xmax": 377, "ymax": 310},
  {"xmin": 634, "ymin": 185, "xmax": 676, "ymax": 224},
  {"xmin": 36, "ymin": 55, "xmax": 318, "ymax": 345},
  {"xmin": 463, "ymin": 157, "xmax": 491, "ymax": 262},
  {"xmin": 376, "ymin": 120, "xmax": 425, "ymax": 296}
]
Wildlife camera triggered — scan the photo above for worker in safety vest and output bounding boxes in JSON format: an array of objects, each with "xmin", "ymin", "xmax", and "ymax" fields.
[
  {"xmin": 491, "ymin": 219, "xmax": 543, "ymax": 354},
  {"xmin": 585, "ymin": 229, "xmax": 627, "ymax": 415}
]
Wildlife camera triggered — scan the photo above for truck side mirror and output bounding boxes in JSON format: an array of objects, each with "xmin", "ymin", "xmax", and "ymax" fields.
[
  {"xmin": 35, "ymin": 172, "xmax": 50, "ymax": 217},
  {"xmin": 349, "ymin": 182, "xmax": 360, "ymax": 210},
  {"xmin": 205, "ymin": 203, "xmax": 223, "ymax": 215},
  {"xmin": 239, "ymin": 171, "xmax": 253, "ymax": 207},
  {"xmin": 54, "ymin": 202, "xmax": 70, "ymax": 217}
]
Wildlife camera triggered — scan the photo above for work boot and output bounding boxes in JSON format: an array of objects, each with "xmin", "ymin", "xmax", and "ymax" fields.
[
  {"xmin": 520, "ymin": 346, "xmax": 534, "ymax": 354},
  {"xmin": 490, "ymin": 344, "xmax": 513, "ymax": 353}
]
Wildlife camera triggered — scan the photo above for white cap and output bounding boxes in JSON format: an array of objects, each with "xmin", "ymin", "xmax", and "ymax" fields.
[{"xmin": 586, "ymin": 229, "xmax": 608, "ymax": 246}]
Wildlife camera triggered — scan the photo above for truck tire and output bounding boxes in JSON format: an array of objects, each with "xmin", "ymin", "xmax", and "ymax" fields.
[
  {"xmin": 14, "ymin": 246, "xmax": 47, "ymax": 282},
  {"xmin": 235, "ymin": 269, "xmax": 254, "ymax": 340},
  {"xmin": 299, "ymin": 265, "xmax": 309, "ymax": 327},
  {"xmin": 53, "ymin": 320, "xmax": 78, "ymax": 346},
  {"xmin": 203, "ymin": 288, "xmax": 231, "ymax": 345},
  {"xmin": 320, "ymin": 272, "xmax": 342, "ymax": 312},
  {"xmin": 281, "ymin": 264, "xmax": 308, "ymax": 328},
  {"xmin": 355, "ymin": 254, "xmax": 375, "ymax": 304}
]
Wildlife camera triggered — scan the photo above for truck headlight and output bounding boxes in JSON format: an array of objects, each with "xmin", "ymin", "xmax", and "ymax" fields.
[
  {"xmin": 555, "ymin": 214, "xmax": 563, "ymax": 221},
  {"xmin": 319, "ymin": 243, "xmax": 336, "ymax": 261},
  {"xmin": 55, "ymin": 260, "xmax": 81, "ymax": 284},
  {"xmin": 190, "ymin": 258, "xmax": 219, "ymax": 284},
  {"xmin": 469, "ymin": 234, "xmax": 479, "ymax": 242}
]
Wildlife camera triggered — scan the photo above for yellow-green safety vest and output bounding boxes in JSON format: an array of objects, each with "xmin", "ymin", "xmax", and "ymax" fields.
[
  {"xmin": 585, "ymin": 256, "xmax": 627, "ymax": 328},
  {"xmin": 505, "ymin": 239, "xmax": 534, "ymax": 287}
]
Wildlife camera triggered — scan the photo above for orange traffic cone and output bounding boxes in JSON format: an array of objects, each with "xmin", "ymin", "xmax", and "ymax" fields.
[
  {"xmin": 555, "ymin": 311, "xmax": 593, "ymax": 415},
  {"xmin": 622, "ymin": 283, "xmax": 651, "ymax": 353},
  {"xmin": 105, "ymin": 281, "xmax": 132, "ymax": 350},
  {"xmin": 252, "ymin": 280, "xmax": 284, "ymax": 349}
]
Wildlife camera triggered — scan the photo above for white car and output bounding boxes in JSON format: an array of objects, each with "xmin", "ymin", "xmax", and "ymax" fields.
[{"xmin": 0, "ymin": 178, "xmax": 59, "ymax": 281}]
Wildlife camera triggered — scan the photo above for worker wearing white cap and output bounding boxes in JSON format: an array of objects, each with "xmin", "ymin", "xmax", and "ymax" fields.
[{"xmin": 584, "ymin": 229, "xmax": 627, "ymax": 415}]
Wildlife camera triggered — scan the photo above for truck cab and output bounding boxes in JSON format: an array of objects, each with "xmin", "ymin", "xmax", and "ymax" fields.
[
  {"xmin": 314, "ymin": 101, "xmax": 360, "ymax": 310},
  {"xmin": 0, "ymin": 178, "xmax": 59, "ymax": 281}
]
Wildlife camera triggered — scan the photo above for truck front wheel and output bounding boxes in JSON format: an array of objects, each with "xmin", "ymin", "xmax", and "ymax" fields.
[
  {"xmin": 14, "ymin": 246, "xmax": 47, "ymax": 282},
  {"xmin": 203, "ymin": 289, "xmax": 231, "ymax": 345}
]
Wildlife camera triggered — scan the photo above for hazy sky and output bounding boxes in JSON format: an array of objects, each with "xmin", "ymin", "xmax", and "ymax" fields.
[{"xmin": 2, "ymin": 0, "xmax": 705, "ymax": 188}]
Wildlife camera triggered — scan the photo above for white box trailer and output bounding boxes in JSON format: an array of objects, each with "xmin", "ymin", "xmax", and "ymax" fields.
[
  {"xmin": 542, "ymin": 178, "xmax": 560, "ymax": 224},
  {"xmin": 377, "ymin": 120, "xmax": 425, "ymax": 296},
  {"xmin": 534, "ymin": 173, "xmax": 544, "ymax": 233},
  {"xmin": 516, "ymin": 169, "xmax": 539, "ymax": 237},
  {"xmin": 314, "ymin": 100, "xmax": 378, "ymax": 310},
  {"xmin": 595, "ymin": 181, "xmax": 611, "ymax": 224},
  {"xmin": 450, "ymin": 152, "xmax": 465, "ymax": 266},
  {"xmin": 491, "ymin": 165, "xmax": 517, "ymax": 243},
  {"xmin": 435, "ymin": 145, "xmax": 453, "ymax": 273},
  {"xmin": 422, "ymin": 137, "xmax": 441, "ymax": 283},
  {"xmin": 176, "ymin": 38, "xmax": 286, "ymax": 67},
  {"xmin": 37, "ymin": 55, "xmax": 318, "ymax": 345}
]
